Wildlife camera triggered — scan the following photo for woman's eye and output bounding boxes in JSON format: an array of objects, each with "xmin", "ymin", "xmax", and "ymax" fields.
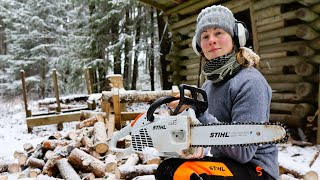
[
  {"xmin": 202, "ymin": 35, "xmax": 208, "ymax": 39},
  {"xmin": 215, "ymin": 31, "xmax": 222, "ymax": 36}
]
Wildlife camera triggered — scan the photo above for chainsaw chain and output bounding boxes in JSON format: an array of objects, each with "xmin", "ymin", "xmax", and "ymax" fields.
[{"xmin": 190, "ymin": 121, "xmax": 290, "ymax": 147}]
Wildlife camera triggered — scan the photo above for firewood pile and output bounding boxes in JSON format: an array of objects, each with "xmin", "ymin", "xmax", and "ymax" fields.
[{"xmin": 0, "ymin": 111, "xmax": 161, "ymax": 180}]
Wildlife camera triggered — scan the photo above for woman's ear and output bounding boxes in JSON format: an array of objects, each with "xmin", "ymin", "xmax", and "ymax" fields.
[{"xmin": 192, "ymin": 36, "xmax": 202, "ymax": 56}]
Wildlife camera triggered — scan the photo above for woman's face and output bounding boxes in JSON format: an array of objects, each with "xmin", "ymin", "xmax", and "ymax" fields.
[{"xmin": 200, "ymin": 28, "xmax": 234, "ymax": 60}]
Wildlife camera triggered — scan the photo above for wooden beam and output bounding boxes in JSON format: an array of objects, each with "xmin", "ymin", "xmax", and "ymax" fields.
[
  {"xmin": 164, "ymin": 0, "xmax": 200, "ymax": 15},
  {"xmin": 26, "ymin": 112, "xmax": 80, "ymax": 131},
  {"xmin": 137, "ymin": 0, "xmax": 167, "ymax": 10},
  {"xmin": 120, "ymin": 112, "xmax": 144, "ymax": 122}
]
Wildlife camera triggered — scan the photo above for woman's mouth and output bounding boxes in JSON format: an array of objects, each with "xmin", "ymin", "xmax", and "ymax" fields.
[{"xmin": 209, "ymin": 48, "xmax": 220, "ymax": 52}]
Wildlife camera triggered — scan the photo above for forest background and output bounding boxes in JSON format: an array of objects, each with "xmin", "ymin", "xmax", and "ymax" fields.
[{"xmin": 0, "ymin": 0, "xmax": 168, "ymax": 101}]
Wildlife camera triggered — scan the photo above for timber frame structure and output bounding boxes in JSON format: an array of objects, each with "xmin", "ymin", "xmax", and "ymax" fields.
[{"xmin": 137, "ymin": 0, "xmax": 320, "ymax": 144}]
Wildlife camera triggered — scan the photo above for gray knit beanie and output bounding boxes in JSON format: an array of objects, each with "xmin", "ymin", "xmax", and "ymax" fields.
[{"xmin": 195, "ymin": 5, "xmax": 235, "ymax": 46}]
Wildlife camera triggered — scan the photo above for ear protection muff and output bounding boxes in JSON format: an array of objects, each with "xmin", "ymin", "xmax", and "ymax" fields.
[
  {"xmin": 192, "ymin": 35, "xmax": 202, "ymax": 56},
  {"xmin": 233, "ymin": 21, "xmax": 249, "ymax": 48},
  {"xmin": 192, "ymin": 21, "xmax": 249, "ymax": 56}
]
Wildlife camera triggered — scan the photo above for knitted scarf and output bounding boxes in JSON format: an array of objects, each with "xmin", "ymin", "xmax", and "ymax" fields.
[{"xmin": 202, "ymin": 52, "xmax": 241, "ymax": 83}]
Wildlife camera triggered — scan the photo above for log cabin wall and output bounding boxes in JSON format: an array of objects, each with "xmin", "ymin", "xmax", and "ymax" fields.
[{"xmin": 138, "ymin": 0, "xmax": 320, "ymax": 143}]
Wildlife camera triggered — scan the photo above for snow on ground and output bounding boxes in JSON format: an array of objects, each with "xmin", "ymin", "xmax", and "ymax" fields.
[{"xmin": 0, "ymin": 99, "xmax": 320, "ymax": 179}]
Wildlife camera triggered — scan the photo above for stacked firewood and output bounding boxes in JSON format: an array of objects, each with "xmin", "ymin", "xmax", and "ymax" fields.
[{"xmin": 0, "ymin": 111, "xmax": 161, "ymax": 180}]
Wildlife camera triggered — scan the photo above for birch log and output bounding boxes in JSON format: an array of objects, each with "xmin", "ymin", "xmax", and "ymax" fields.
[
  {"xmin": 68, "ymin": 148, "xmax": 106, "ymax": 178},
  {"xmin": 55, "ymin": 158, "xmax": 81, "ymax": 180},
  {"xmin": 115, "ymin": 164, "xmax": 158, "ymax": 179},
  {"xmin": 93, "ymin": 121, "xmax": 108, "ymax": 154}
]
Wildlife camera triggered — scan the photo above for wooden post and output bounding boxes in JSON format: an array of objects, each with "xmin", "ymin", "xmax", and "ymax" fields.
[
  {"xmin": 52, "ymin": 69, "xmax": 61, "ymax": 113},
  {"xmin": 20, "ymin": 70, "xmax": 32, "ymax": 118},
  {"xmin": 84, "ymin": 67, "xmax": 92, "ymax": 95}
]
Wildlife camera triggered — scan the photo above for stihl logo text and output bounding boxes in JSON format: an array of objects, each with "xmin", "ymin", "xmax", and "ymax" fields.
[
  {"xmin": 153, "ymin": 125, "xmax": 166, "ymax": 130},
  {"xmin": 210, "ymin": 132, "xmax": 230, "ymax": 137},
  {"xmin": 209, "ymin": 166, "xmax": 226, "ymax": 171}
]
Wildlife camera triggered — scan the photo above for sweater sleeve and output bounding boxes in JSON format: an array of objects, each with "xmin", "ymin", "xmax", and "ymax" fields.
[{"xmin": 211, "ymin": 70, "xmax": 272, "ymax": 163}]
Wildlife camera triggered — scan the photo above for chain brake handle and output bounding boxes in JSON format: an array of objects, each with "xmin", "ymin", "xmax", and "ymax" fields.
[
  {"xmin": 173, "ymin": 84, "xmax": 208, "ymax": 115},
  {"xmin": 146, "ymin": 84, "xmax": 208, "ymax": 122}
]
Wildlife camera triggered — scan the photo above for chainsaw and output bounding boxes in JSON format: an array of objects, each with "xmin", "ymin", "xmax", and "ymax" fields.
[{"xmin": 109, "ymin": 84, "xmax": 289, "ymax": 157}]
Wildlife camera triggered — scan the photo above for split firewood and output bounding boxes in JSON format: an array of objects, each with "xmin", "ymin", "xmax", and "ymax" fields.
[
  {"xmin": 42, "ymin": 140, "xmax": 70, "ymax": 150},
  {"xmin": 18, "ymin": 167, "xmax": 31, "ymax": 179},
  {"xmin": 42, "ymin": 156, "xmax": 62, "ymax": 177},
  {"xmin": 26, "ymin": 157, "xmax": 45, "ymax": 169},
  {"xmin": 23, "ymin": 143, "xmax": 34, "ymax": 152},
  {"xmin": 0, "ymin": 161, "xmax": 8, "ymax": 173},
  {"xmin": 55, "ymin": 158, "xmax": 81, "ymax": 180},
  {"xmin": 115, "ymin": 164, "xmax": 158, "ymax": 179},
  {"xmin": 68, "ymin": 148, "xmax": 106, "ymax": 178},
  {"xmin": 105, "ymin": 154, "xmax": 118, "ymax": 172},
  {"xmin": 78, "ymin": 116, "xmax": 98, "ymax": 129},
  {"xmin": 93, "ymin": 121, "xmax": 109, "ymax": 154}
]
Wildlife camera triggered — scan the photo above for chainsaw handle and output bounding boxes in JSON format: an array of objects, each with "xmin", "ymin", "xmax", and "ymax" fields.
[
  {"xmin": 147, "ymin": 84, "xmax": 208, "ymax": 121},
  {"xmin": 109, "ymin": 125, "xmax": 133, "ymax": 154},
  {"xmin": 173, "ymin": 84, "xmax": 208, "ymax": 116},
  {"xmin": 147, "ymin": 96, "xmax": 179, "ymax": 121}
]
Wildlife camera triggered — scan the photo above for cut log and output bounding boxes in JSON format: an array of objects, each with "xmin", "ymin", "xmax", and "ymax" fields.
[
  {"xmin": 292, "ymin": 103, "xmax": 315, "ymax": 118},
  {"xmin": 42, "ymin": 140, "xmax": 70, "ymax": 150},
  {"xmin": 0, "ymin": 175, "xmax": 8, "ymax": 180},
  {"xmin": 122, "ymin": 153, "xmax": 140, "ymax": 167},
  {"xmin": 44, "ymin": 150, "xmax": 55, "ymax": 161},
  {"xmin": 48, "ymin": 132, "xmax": 63, "ymax": 140},
  {"xmin": 253, "ymin": 0, "xmax": 295, "ymax": 10},
  {"xmin": 67, "ymin": 129, "xmax": 81, "ymax": 140},
  {"xmin": 259, "ymin": 66, "xmax": 295, "ymax": 75},
  {"xmin": 8, "ymin": 162, "xmax": 20, "ymax": 173},
  {"xmin": 93, "ymin": 121, "xmax": 109, "ymax": 154},
  {"xmin": 29, "ymin": 168, "xmax": 41, "ymax": 178},
  {"xmin": 42, "ymin": 156, "xmax": 62, "ymax": 177},
  {"xmin": 18, "ymin": 153, "xmax": 28, "ymax": 165},
  {"xmin": 80, "ymin": 110, "xmax": 107, "ymax": 121},
  {"xmin": 23, "ymin": 143, "xmax": 34, "ymax": 152},
  {"xmin": 280, "ymin": 174, "xmax": 300, "ymax": 180},
  {"xmin": 265, "ymin": 74, "xmax": 318, "ymax": 83},
  {"xmin": 68, "ymin": 148, "xmax": 106, "ymax": 178},
  {"xmin": 26, "ymin": 157, "xmax": 45, "ymax": 169},
  {"xmin": 78, "ymin": 116, "xmax": 98, "ymax": 129},
  {"xmin": 303, "ymin": 171, "xmax": 319, "ymax": 180},
  {"xmin": 55, "ymin": 158, "xmax": 81, "ymax": 180},
  {"xmin": 53, "ymin": 140, "xmax": 81, "ymax": 157},
  {"xmin": 115, "ymin": 164, "xmax": 158, "ymax": 179},
  {"xmin": 105, "ymin": 154, "xmax": 118, "ymax": 172},
  {"xmin": 132, "ymin": 175, "xmax": 156, "ymax": 180}
]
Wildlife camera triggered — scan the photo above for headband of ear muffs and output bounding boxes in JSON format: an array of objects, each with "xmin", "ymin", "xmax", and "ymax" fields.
[{"xmin": 192, "ymin": 21, "xmax": 249, "ymax": 56}]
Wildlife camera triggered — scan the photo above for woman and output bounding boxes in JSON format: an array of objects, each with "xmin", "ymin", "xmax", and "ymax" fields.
[{"xmin": 155, "ymin": 5, "xmax": 277, "ymax": 180}]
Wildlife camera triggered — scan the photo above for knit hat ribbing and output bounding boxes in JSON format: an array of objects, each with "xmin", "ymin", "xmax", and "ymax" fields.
[{"xmin": 195, "ymin": 5, "xmax": 235, "ymax": 46}]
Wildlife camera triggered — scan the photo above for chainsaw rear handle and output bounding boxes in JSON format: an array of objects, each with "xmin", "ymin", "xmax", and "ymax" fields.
[
  {"xmin": 109, "ymin": 124, "xmax": 133, "ymax": 153},
  {"xmin": 147, "ymin": 84, "xmax": 208, "ymax": 121}
]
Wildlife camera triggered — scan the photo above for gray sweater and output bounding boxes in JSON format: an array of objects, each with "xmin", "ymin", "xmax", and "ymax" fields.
[{"xmin": 198, "ymin": 67, "xmax": 278, "ymax": 180}]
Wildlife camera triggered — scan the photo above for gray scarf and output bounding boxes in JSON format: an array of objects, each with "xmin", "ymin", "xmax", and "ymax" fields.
[{"xmin": 202, "ymin": 52, "xmax": 241, "ymax": 83}]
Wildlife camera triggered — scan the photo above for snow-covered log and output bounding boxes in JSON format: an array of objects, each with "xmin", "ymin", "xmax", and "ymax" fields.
[
  {"xmin": 93, "ymin": 121, "xmax": 109, "ymax": 154},
  {"xmin": 68, "ymin": 148, "xmax": 106, "ymax": 178},
  {"xmin": 55, "ymin": 158, "xmax": 81, "ymax": 180},
  {"xmin": 115, "ymin": 164, "xmax": 158, "ymax": 179}
]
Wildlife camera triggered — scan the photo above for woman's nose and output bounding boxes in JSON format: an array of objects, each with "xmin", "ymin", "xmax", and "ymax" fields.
[{"xmin": 208, "ymin": 36, "xmax": 216, "ymax": 45}]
